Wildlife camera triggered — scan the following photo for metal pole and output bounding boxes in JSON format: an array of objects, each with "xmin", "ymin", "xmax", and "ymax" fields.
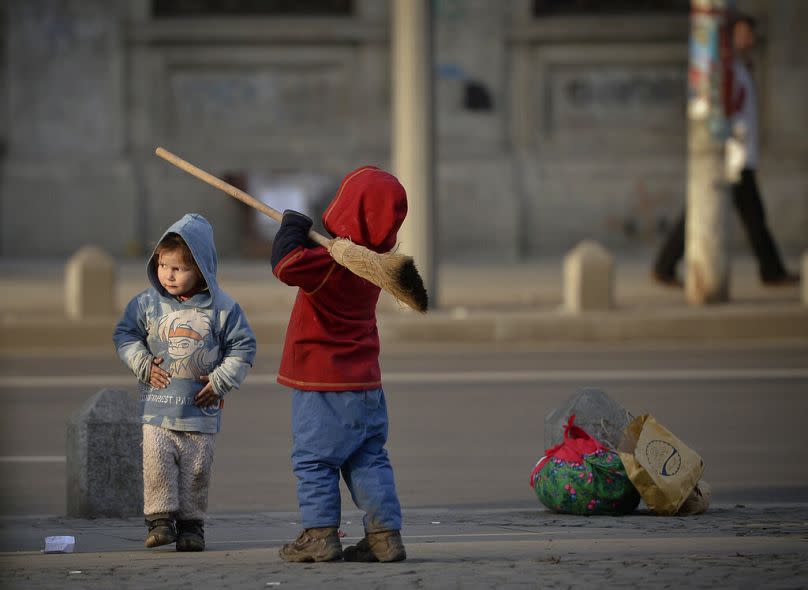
[
  {"xmin": 685, "ymin": 0, "xmax": 734, "ymax": 304},
  {"xmin": 392, "ymin": 0, "xmax": 437, "ymax": 308}
]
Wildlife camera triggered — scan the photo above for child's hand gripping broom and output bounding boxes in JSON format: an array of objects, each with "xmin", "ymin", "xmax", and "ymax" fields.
[{"xmin": 155, "ymin": 147, "xmax": 428, "ymax": 313}]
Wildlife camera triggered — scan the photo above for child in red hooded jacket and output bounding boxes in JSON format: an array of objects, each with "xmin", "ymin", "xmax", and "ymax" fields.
[{"xmin": 272, "ymin": 166, "xmax": 407, "ymax": 563}]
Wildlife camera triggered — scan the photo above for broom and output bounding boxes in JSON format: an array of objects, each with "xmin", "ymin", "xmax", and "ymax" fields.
[{"xmin": 155, "ymin": 147, "xmax": 428, "ymax": 313}]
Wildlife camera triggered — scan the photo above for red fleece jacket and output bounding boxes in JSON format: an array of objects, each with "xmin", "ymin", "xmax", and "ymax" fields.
[{"xmin": 273, "ymin": 166, "xmax": 407, "ymax": 391}]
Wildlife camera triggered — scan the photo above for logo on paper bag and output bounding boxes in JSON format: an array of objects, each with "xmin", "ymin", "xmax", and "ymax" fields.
[{"xmin": 644, "ymin": 440, "xmax": 681, "ymax": 477}]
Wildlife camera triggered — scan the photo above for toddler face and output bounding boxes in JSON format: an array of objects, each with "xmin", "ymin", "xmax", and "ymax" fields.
[{"xmin": 156, "ymin": 248, "xmax": 202, "ymax": 298}]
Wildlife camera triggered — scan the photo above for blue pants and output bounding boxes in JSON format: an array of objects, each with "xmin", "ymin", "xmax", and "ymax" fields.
[{"xmin": 291, "ymin": 388, "xmax": 402, "ymax": 532}]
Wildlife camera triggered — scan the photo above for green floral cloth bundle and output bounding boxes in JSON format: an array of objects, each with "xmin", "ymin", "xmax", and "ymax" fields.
[{"xmin": 530, "ymin": 415, "xmax": 640, "ymax": 516}]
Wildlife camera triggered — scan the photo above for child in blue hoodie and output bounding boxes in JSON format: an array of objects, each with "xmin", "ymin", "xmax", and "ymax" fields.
[{"xmin": 114, "ymin": 213, "xmax": 256, "ymax": 551}]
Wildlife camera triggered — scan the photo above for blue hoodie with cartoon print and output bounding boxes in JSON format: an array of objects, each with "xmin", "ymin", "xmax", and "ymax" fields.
[{"xmin": 113, "ymin": 214, "xmax": 256, "ymax": 434}]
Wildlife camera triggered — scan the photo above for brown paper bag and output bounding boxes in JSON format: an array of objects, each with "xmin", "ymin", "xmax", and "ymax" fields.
[{"xmin": 617, "ymin": 414, "xmax": 704, "ymax": 515}]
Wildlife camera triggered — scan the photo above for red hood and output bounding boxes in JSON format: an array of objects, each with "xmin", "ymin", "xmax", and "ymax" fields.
[{"xmin": 322, "ymin": 166, "xmax": 407, "ymax": 253}]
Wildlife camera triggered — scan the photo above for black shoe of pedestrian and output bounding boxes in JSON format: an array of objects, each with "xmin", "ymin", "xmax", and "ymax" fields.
[
  {"xmin": 762, "ymin": 272, "xmax": 799, "ymax": 287},
  {"xmin": 651, "ymin": 270, "xmax": 683, "ymax": 288},
  {"xmin": 145, "ymin": 514, "xmax": 176, "ymax": 548},
  {"xmin": 176, "ymin": 520, "xmax": 205, "ymax": 552}
]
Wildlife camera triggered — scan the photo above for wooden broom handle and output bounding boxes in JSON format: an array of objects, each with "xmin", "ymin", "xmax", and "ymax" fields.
[{"xmin": 155, "ymin": 147, "xmax": 330, "ymax": 248}]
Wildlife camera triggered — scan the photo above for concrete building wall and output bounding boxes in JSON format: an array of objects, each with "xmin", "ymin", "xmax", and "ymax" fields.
[
  {"xmin": 1, "ymin": 0, "xmax": 806, "ymax": 260},
  {"xmin": 507, "ymin": 3, "xmax": 691, "ymax": 257},
  {"xmin": 125, "ymin": 0, "xmax": 390, "ymax": 257},
  {"xmin": 0, "ymin": 3, "xmax": 6, "ymax": 161},
  {"xmin": 755, "ymin": 0, "xmax": 808, "ymax": 253},
  {"xmin": 434, "ymin": 0, "xmax": 516, "ymax": 261},
  {"xmin": 1, "ymin": 0, "xmax": 137, "ymax": 257}
]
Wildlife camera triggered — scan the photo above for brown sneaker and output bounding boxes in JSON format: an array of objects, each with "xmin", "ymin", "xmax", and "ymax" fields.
[
  {"xmin": 144, "ymin": 513, "xmax": 176, "ymax": 548},
  {"xmin": 343, "ymin": 530, "xmax": 406, "ymax": 563},
  {"xmin": 279, "ymin": 527, "xmax": 343, "ymax": 562}
]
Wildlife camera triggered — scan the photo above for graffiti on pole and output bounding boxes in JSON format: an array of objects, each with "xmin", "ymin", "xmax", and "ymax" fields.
[{"xmin": 688, "ymin": 0, "xmax": 732, "ymax": 139}]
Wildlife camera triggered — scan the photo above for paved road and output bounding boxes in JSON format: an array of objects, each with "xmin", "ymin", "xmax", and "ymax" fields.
[{"xmin": 2, "ymin": 341, "xmax": 808, "ymax": 516}]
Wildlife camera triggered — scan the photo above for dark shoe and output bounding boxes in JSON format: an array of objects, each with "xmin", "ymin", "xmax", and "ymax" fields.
[
  {"xmin": 176, "ymin": 519, "xmax": 205, "ymax": 552},
  {"xmin": 279, "ymin": 527, "xmax": 343, "ymax": 562},
  {"xmin": 145, "ymin": 513, "xmax": 176, "ymax": 548},
  {"xmin": 762, "ymin": 272, "xmax": 799, "ymax": 287},
  {"xmin": 343, "ymin": 530, "xmax": 406, "ymax": 563},
  {"xmin": 651, "ymin": 270, "xmax": 683, "ymax": 288}
]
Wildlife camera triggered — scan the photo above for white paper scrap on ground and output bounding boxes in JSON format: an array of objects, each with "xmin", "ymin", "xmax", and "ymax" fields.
[{"xmin": 43, "ymin": 536, "xmax": 76, "ymax": 554}]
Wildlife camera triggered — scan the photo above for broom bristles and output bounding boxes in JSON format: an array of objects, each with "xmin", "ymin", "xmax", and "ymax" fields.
[{"xmin": 328, "ymin": 238, "xmax": 429, "ymax": 313}]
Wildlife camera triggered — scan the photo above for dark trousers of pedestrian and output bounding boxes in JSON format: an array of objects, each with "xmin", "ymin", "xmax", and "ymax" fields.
[{"xmin": 653, "ymin": 168, "xmax": 789, "ymax": 282}]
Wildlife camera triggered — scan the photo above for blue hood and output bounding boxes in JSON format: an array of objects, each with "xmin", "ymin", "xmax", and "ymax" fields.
[{"xmin": 147, "ymin": 213, "xmax": 219, "ymax": 306}]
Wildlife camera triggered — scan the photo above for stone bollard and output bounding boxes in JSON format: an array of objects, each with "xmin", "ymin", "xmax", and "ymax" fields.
[
  {"xmin": 563, "ymin": 240, "xmax": 614, "ymax": 313},
  {"xmin": 802, "ymin": 251, "xmax": 808, "ymax": 306},
  {"xmin": 67, "ymin": 389, "xmax": 142, "ymax": 518},
  {"xmin": 65, "ymin": 245, "xmax": 116, "ymax": 320}
]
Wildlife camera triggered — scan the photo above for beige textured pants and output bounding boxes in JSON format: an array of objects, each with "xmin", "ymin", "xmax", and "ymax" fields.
[{"xmin": 142, "ymin": 424, "xmax": 216, "ymax": 520}]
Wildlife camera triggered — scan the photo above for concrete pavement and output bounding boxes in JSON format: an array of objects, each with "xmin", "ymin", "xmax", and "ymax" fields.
[
  {"xmin": 1, "ymin": 504, "xmax": 806, "ymax": 589},
  {"xmin": 1, "ymin": 253, "xmax": 806, "ymax": 351}
]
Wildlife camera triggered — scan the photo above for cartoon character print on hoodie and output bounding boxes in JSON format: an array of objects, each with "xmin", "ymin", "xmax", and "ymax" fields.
[
  {"xmin": 273, "ymin": 166, "xmax": 407, "ymax": 391},
  {"xmin": 114, "ymin": 214, "xmax": 256, "ymax": 433},
  {"xmin": 157, "ymin": 309, "xmax": 218, "ymax": 379}
]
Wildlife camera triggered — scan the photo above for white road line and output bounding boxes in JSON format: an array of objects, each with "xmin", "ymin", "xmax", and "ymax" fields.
[
  {"xmin": 382, "ymin": 368, "xmax": 808, "ymax": 383},
  {"xmin": 0, "ymin": 368, "xmax": 807, "ymax": 389},
  {"xmin": 0, "ymin": 456, "xmax": 66, "ymax": 463}
]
